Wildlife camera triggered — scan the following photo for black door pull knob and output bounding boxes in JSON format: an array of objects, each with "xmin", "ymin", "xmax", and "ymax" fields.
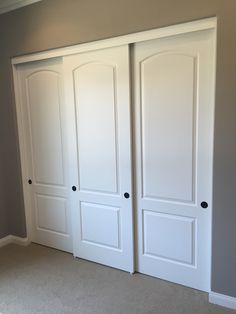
[
  {"xmin": 72, "ymin": 186, "xmax": 77, "ymax": 192},
  {"xmin": 124, "ymin": 192, "xmax": 130, "ymax": 199},
  {"xmin": 201, "ymin": 201, "xmax": 208, "ymax": 209},
  {"xmin": 28, "ymin": 179, "xmax": 32, "ymax": 184}
]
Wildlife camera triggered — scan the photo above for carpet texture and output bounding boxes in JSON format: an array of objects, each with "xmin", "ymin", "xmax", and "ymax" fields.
[{"xmin": 0, "ymin": 244, "xmax": 235, "ymax": 314}]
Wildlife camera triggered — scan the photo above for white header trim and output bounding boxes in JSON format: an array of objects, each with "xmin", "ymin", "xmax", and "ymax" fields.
[
  {"xmin": 0, "ymin": 0, "xmax": 42, "ymax": 14},
  {"xmin": 12, "ymin": 17, "xmax": 217, "ymax": 65}
]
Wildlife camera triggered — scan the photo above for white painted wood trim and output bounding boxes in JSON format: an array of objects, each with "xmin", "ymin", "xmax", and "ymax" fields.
[
  {"xmin": 209, "ymin": 292, "xmax": 236, "ymax": 310},
  {"xmin": 0, "ymin": 0, "xmax": 42, "ymax": 14},
  {"xmin": 12, "ymin": 17, "xmax": 217, "ymax": 65},
  {"xmin": 0, "ymin": 235, "xmax": 30, "ymax": 248},
  {"xmin": 0, "ymin": 235, "xmax": 13, "ymax": 247},
  {"xmin": 11, "ymin": 235, "xmax": 30, "ymax": 246}
]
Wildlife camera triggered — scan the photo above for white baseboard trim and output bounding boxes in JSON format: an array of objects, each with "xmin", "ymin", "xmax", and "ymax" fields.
[
  {"xmin": 0, "ymin": 235, "xmax": 30, "ymax": 248},
  {"xmin": 209, "ymin": 292, "xmax": 236, "ymax": 310}
]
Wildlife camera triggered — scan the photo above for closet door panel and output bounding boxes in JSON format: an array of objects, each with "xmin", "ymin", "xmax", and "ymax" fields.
[
  {"xmin": 17, "ymin": 59, "xmax": 73, "ymax": 252},
  {"xmin": 134, "ymin": 30, "xmax": 215, "ymax": 291},
  {"xmin": 64, "ymin": 45, "xmax": 134, "ymax": 272}
]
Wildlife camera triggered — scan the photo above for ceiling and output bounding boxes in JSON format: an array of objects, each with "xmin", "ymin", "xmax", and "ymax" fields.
[{"xmin": 0, "ymin": 0, "xmax": 42, "ymax": 14}]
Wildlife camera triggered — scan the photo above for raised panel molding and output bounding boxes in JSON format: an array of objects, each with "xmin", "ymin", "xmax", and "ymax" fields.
[
  {"xmin": 74, "ymin": 63, "xmax": 119, "ymax": 194},
  {"xmin": 26, "ymin": 70, "xmax": 65, "ymax": 186},
  {"xmin": 141, "ymin": 53, "xmax": 197, "ymax": 202},
  {"xmin": 35, "ymin": 194, "xmax": 68, "ymax": 234},
  {"xmin": 0, "ymin": 0, "xmax": 42, "ymax": 14},
  {"xmin": 80, "ymin": 202, "xmax": 121, "ymax": 250},
  {"xmin": 143, "ymin": 210, "xmax": 195, "ymax": 265}
]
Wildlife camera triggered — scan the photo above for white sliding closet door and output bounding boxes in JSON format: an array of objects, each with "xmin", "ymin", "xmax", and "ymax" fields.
[
  {"xmin": 63, "ymin": 45, "xmax": 134, "ymax": 272},
  {"xmin": 134, "ymin": 30, "xmax": 215, "ymax": 291},
  {"xmin": 17, "ymin": 58, "xmax": 73, "ymax": 252}
]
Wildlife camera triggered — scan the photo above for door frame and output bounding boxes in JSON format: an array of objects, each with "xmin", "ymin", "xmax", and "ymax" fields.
[{"xmin": 12, "ymin": 17, "xmax": 216, "ymax": 282}]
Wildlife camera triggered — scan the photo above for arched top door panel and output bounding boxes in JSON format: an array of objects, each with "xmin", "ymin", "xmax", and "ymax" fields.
[
  {"xmin": 73, "ymin": 62, "xmax": 118, "ymax": 193},
  {"xmin": 26, "ymin": 70, "xmax": 65, "ymax": 186},
  {"xmin": 140, "ymin": 52, "xmax": 197, "ymax": 202}
]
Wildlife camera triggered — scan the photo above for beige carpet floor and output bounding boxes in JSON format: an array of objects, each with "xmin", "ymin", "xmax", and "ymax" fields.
[{"xmin": 0, "ymin": 243, "xmax": 235, "ymax": 314}]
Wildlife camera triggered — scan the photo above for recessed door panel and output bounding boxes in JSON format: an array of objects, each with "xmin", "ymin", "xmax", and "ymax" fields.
[
  {"xmin": 81, "ymin": 202, "xmax": 120, "ymax": 249},
  {"xmin": 134, "ymin": 30, "xmax": 215, "ymax": 291},
  {"xmin": 143, "ymin": 210, "xmax": 195, "ymax": 265},
  {"xmin": 36, "ymin": 194, "xmax": 67, "ymax": 234},
  {"xmin": 27, "ymin": 71, "xmax": 64, "ymax": 186},
  {"xmin": 74, "ymin": 64, "xmax": 118, "ymax": 193},
  {"xmin": 141, "ymin": 53, "xmax": 195, "ymax": 202},
  {"xmin": 64, "ymin": 45, "xmax": 134, "ymax": 272}
]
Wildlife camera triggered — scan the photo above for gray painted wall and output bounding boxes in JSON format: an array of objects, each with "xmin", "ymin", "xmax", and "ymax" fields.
[{"xmin": 0, "ymin": 0, "xmax": 235, "ymax": 297}]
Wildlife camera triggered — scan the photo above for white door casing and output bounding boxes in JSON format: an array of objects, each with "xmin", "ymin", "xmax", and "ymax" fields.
[
  {"xmin": 17, "ymin": 58, "xmax": 73, "ymax": 252},
  {"xmin": 63, "ymin": 45, "xmax": 134, "ymax": 272},
  {"xmin": 134, "ymin": 29, "xmax": 215, "ymax": 291}
]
